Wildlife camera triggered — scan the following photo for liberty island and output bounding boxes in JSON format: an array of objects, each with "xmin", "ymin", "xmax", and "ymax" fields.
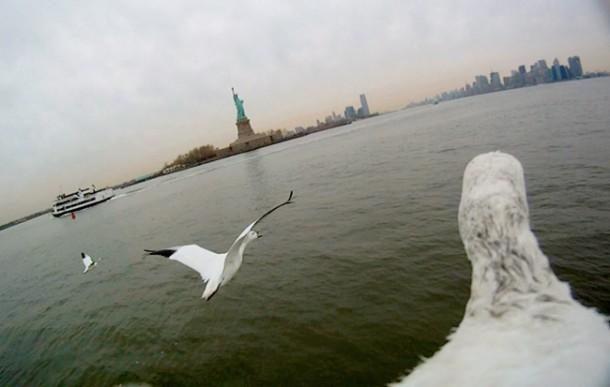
[{"xmin": 226, "ymin": 87, "xmax": 273, "ymax": 153}]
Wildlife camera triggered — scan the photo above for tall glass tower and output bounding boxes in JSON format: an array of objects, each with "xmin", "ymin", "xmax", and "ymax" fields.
[
  {"xmin": 359, "ymin": 94, "xmax": 370, "ymax": 116},
  {"xmin": 568, "ymin": 56, "xmax": 583, "ymax": 78},
  {"xmin": 552, "ymin": 58, "xmax": 562, "ymax": 81}
]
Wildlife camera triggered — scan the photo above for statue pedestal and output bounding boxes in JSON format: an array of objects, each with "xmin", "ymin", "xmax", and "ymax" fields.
[
  {"xmin": 230, "ymin": 117, "xmax": 272, "ymax": 153},
  {"xmin": 236, "ymin": 118, "xmax": 255, "ymax": 139}
]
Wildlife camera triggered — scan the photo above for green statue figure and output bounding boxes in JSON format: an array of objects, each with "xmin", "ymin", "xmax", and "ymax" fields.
[{"xmin": 232, "ymin": 87, "xmax": 246, "ymax": 121}]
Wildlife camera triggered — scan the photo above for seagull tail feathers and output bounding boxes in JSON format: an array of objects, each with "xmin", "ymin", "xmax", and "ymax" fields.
[{"xmin": 202, "ymin": 281, "xmax": 221, "ymax": 301}]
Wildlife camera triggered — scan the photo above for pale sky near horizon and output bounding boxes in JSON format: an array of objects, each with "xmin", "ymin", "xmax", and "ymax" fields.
[{"xmin": 1, "ymin": 0, "xmax": 610, "ymax": 224}]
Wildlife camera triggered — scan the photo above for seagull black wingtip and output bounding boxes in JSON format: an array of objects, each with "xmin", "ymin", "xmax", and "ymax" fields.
[{"xmin": 144, "ymin": 249, "xmax": 176, "ymax": 258}]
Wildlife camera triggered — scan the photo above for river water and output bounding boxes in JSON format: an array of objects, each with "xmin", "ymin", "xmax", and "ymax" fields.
[{"xmin": 1, "ymin": 78, "xmax": 609, "ymax": 386}]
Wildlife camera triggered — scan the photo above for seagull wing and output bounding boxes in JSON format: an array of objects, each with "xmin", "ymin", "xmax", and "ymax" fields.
[
  {"xmin": 224, "ymin": 191, "xmax": 294, "ymax": 276},
  {"xmin": 82, "ymin": 255, "xmax": 93, "ymax": 268},
  {"xmin": 233, "ymin": 190, "xmax": 294, "ymax": 242},
  {"xmin": 81, "ymin": 253, "xmax": 93, "ymax": 269},
  {"xmin": 145, "ymin": 245, "xmax": 226, "ymax": 300},
  {"xmin": 81, "ymin": 253, "xmax": 95, "ymax": 273}
]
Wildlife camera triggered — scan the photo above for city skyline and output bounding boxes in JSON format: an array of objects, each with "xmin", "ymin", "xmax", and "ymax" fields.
[
  {"xmin": 310, "ymin": 93, "xmax": 373, "ymax": 130},
  {"xmin": 408, "ymin": 54, "xmax": 602, "ymax": 106},
  {"xmin": 2, "ymin": 1, "xmax": 610, "ymax": 224}
]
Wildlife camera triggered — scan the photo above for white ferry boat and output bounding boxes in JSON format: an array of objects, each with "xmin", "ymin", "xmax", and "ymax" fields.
[{"xmin": 52, "ymin": 186, "xmax": 114, "ymax": 217}]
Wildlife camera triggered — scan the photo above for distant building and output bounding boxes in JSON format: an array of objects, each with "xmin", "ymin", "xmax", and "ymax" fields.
[
  {"xmin": 510, "ymin": 70, "xmax": 525, "ymax": 88},
  {"xmin": 552, "ymin": 58, "xmax": 563, "ymax": 81},
  {"xmin": 531, "ymin": 59, "xmax": 551, "ymax": 84},
  {"xmin": 568, "ymin": 56, "xmax": 583, "ymax": 78},
  {"xmin": 344, "ymin": 106, "xmax": 357, "ymax": 119},
  {"xmin": 359, "ymin": 94, "xmax": 370, "ymax": 116},
  {"xmin": 490, "ymin": 72, "xmax": 503, "ymax": 91},
  {"xmin": 474, "ymin": 75, "xmax": 491, "ymax": 93}
]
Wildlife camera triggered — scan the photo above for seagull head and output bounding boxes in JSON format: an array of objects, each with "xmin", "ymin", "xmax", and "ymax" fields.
[{"xmin": 237, "ymin": 230, "xmax": 261, "ymax": 251}]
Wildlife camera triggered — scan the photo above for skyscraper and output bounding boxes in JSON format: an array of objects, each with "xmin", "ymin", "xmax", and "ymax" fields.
[
  {"xmin": 474, "ymin": 75, "xmax": 491, "ymax": 93},
  {"xmin": 537, "ymin": 59, "xmax": 548, "ymax": 70},
  {"xmin": 552, "ymin": 58, "xmax": 562, "ymax": 81},
  {"xmin": 359, "ymin": 94, "xmax": 370, "ymax": 116},
  {"xmin": 344, "ymin": 106, "xmax": 357, "ymax": 119},
  {"xmin": 532, "ymin": 60, "xmax": 551, "ymax": 84},
  {"xmin": 510, "ymin": 70, "xmax": 525, "ymax": 88},
  {"xmin": 568, "ymin": 56, "xmax": 583, "ymax": 78},
  {"xmin": 490, "ymin": 72, "xmax": 503, "ymax": 91}
]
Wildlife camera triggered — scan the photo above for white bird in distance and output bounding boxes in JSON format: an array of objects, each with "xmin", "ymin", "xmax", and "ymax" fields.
[
  {"xmin": 81, "ymin": 252, "xmax": 97, "ymax": 273},
  {"xmin": 145, "ymin": 191, "xmax": 294, "ymax": 301}
]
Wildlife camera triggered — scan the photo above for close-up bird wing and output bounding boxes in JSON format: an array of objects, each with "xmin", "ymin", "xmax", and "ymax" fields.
[
  {"xmin": 145, "ymin": 245, "xmax": 226, "ymax": 300},
  {"xmin": 146, "ymin": 245, "xmax": 225, "ymax": 283}
]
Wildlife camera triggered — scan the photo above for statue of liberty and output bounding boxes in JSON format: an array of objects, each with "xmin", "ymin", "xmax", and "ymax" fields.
[{"xmin": 232, "ymin": 87, "xmax": 247, "ymax": 121}]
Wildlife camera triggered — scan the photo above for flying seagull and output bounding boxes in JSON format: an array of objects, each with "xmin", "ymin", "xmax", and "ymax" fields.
[
  {"xmin": 81, "ymin": 252, "xmax": 97, "ymax": 273},
  {"xmin": 391, "ymin": 152, "xmax": 610, "ymax": 387},
  {"xmin": 145, "ymin": 191, "xmax": 294, "ymax": 301}
]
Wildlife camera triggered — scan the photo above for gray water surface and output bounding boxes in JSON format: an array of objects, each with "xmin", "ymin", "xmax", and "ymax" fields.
[{"xmin": 1, "ymin": 78, "xmax": 609, "ymax": 386}]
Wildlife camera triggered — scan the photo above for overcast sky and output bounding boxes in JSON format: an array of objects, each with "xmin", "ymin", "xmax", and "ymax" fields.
[{"xmin": 1, "ymin": 0, "xmax": 610, "ymax": 224}]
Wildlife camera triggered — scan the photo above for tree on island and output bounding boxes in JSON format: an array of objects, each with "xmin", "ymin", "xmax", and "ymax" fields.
[
  {"xmin": 165, "ymin": 144, "xmax": 218, "ymax": 170},
  {"xmin": 265, "ymin": 129, "xmax": 285, "ymax": 139}
]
